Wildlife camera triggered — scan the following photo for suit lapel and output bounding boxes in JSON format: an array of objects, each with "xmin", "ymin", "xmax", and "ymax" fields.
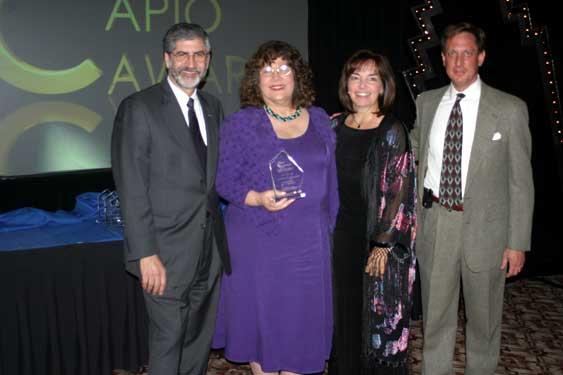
[
  {"xmin": 160, "ymin": 81, "xmax": 205, "ymax": 176},
  {"xmin": 465, "ymin": 84, "xmax": 498, "ymax": 194},
  {"xmin": 199, "ymin": 93, "xmax": 218, "ymax": 188},
  {"xmin": 418, "ymin": 88, "xmax": 447, "ymax": 198}
]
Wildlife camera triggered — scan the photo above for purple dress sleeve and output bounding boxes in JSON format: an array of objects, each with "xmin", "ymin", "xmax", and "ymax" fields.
[
  {"xmin": 327, "ymin": 148, "xmax": 338, "ymax": 231},
  {"xmin": 310, "ymin": 107, "xmax": 339, "ymax": 231},
  {"xmin": 216, "ymin": 113, "xmax": 253, "ymax": 207}
]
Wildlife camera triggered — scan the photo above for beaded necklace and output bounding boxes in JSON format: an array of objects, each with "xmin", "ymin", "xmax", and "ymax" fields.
[{"xmin": 264, "ymin": 105, "xmax": 302, "ymax": 122}]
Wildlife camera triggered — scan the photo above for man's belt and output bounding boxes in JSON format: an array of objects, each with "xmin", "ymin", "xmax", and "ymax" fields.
[{"xmin": 431, "ymin": 195, "xmax": 464, "ymax": 212}]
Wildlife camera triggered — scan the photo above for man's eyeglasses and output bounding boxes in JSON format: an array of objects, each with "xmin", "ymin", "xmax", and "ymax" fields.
[
  {"xmin": 170, "ymin": 51, "xmax": 209, "ymax": 62},
  {"xmin": 260, "ymin": 64, "xmax": 292, "ymax": 77}
]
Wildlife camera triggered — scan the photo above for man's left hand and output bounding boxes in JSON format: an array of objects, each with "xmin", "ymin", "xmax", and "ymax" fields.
[{"xmin": 500, "ymin": 248, "xmax": 526, "ymax": 277}]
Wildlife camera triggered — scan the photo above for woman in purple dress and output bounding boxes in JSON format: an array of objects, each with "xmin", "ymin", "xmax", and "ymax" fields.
[{"xmin": 212, "ymin": 40, "xmax": 339, "ymax": 375}]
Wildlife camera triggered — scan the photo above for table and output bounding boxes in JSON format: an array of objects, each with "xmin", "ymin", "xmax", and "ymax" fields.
[
  {"xmin": 0, "ymin": 241, "xmax": 148, "ymax": 375},
  {"xmin": 0, "ymin": 192, "xmax": 122, "ymax": 252}
]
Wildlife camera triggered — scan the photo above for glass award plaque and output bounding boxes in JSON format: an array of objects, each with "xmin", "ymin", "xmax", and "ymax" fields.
[
  {"xmin": 269, "ymin": 150, "xmax": 306, "ymax": 200},
  {"xmin": 96, "ymin": 189, "xmax": 124, "ymax": 227}
]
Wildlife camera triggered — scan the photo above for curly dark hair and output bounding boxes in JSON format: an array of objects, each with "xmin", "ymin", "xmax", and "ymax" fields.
[
  {"xmin": 240, "ymin": 40, "xmax": 315, "ymax": 108},
  {"xmin": 338, "ymin": 49, "xmax": 396, "ymax": 116}
]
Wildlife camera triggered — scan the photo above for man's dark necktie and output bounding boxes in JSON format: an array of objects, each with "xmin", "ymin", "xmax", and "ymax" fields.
[
  {"xmin": 187, "ymin": 98, "xmax": 207, "ymax": 170},
  {"xmin": 439, "ymin": 93, "xmax": 465, "ymax": 209}
]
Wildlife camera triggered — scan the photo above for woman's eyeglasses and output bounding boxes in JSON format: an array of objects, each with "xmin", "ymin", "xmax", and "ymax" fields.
[{"xmin": 260, "ymin": 64, "xmax": 292, "ymax": 77}]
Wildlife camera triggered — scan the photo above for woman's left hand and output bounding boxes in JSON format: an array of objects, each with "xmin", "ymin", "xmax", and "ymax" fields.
[
  {"xmin": 260, "ymin": 190, "xmax": 295, "ymax": 212},
  {"xmin": 365, "ymin": 247, "xmax": 389, "ymax": 278},
  {"xmin": 245, "ymin": 189, "xmax": 295, "ymax": 211}
]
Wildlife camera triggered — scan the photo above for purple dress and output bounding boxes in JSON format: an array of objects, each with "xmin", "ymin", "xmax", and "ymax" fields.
[{"xmin": 212, "ymin": 106, "xmax": 339, "ymax": 373}]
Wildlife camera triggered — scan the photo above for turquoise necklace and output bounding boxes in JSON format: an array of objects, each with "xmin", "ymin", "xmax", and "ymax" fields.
[{"xmin": 264, "ymin": 105, "xmax": 302, "ymax": 122}]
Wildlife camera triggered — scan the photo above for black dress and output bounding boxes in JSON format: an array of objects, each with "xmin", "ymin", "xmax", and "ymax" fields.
[
  {"xmin": 330, "ymin": 118, "xmax": 379, "ymax": 375},
  {"xmin": 330, "ymin": 114, "xmax": 417, "ymax": 375}
]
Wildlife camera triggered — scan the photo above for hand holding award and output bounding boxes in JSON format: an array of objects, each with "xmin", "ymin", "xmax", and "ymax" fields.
[{"xmin": 269, "ymin": 150, "xmax": 306, "ymax": 201}]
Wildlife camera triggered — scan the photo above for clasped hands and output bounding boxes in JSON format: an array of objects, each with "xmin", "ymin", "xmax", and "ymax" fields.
[{"xmin": 365, "ymin": 247, "xmax": 390, "ymax": 278}]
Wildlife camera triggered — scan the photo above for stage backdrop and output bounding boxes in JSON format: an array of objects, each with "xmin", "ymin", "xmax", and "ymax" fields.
[{"xmin": 0, "ymin": 0, "xmax": 308, "ymax": 176}]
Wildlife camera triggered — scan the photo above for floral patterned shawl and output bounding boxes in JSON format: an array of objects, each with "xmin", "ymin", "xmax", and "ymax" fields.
[{"xmin": 361, "ymin": 115, "xmax": 417, "ymax": 369}]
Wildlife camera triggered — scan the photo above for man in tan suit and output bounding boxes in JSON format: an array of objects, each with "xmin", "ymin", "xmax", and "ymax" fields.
[{"xmin": 411, "ymin": 22, "xmax": 534, "ymax": 375}]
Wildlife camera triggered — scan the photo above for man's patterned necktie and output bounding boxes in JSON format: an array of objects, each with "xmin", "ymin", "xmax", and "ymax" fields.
[{"xmin": 439, "ymin": 93, "xmax": 465, "ymax": 209}]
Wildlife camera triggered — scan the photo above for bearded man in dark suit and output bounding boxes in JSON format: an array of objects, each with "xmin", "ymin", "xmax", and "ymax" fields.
[{"xmin": 111, "ymin": 22, "xmax": 230, "ymax": 375}]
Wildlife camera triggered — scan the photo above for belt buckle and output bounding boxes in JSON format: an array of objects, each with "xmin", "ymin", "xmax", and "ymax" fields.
[{"xmin": 432, "ymin": 195, "xmax": 463, "ymax": 212}]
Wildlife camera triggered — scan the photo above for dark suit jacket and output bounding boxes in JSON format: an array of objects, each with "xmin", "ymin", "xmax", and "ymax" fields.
[{"xmin": 111, "ymin": 80, "xmax": 231, "ymax": 289}]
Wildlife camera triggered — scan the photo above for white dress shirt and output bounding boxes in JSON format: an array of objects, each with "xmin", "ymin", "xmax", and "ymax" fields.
[
  {"xmin": 424, "ymin": 76, "xmax": 482, "ymax": 198},
  {"xmin": 167, "ymin": 76, "xmax": 208, "ymax": 145}
]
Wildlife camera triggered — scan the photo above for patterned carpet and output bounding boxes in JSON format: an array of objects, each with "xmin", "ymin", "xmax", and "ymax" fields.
[{"xmin": 116, "ymin": 275, "xmax": 563, "ymax": 375}]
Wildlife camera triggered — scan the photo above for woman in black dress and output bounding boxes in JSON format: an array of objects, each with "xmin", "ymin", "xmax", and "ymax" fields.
[{"xmin": 329, "ymin": 50, "xmax": 417, "ymax": 375}]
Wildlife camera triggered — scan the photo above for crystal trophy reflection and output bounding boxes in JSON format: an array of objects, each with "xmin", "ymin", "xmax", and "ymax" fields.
[
  {"xmin": 96, "ymin": 189, "xmax": 124, "ymax": 227},
  {"xmin": 269, "ymin": 150, "xmax": 306, "ymax": 200}
]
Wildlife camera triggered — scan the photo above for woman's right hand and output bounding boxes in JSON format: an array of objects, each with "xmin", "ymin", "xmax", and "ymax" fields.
[
  {"xmin": 365, "ymin": 247, "xmax": 389, "ymax": 278},
  {"xmin": 245, "ymin": 190, "xmax": 295, "ymax": 211}
]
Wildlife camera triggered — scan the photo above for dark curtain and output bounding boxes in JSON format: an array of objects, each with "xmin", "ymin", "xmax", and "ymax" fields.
[
  {"xmin": 308, "ymin": 0, "xmax": 416, "ymax": 124},
  {"xmin": 0, "ymin": 169, "xmax": 114, "ymax": 213},
  {"xmin": 308, "ymin": 0, "xmax": 563, "ymax": 276}
]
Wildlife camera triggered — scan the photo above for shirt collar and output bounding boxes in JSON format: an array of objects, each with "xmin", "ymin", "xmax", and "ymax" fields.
[
  {"xmin": 167, "ymin": 76, "xmax": 199, "ymax": 106},
  {"xmin": 448, "ymin": 75, "xmax": 481, "ymax": 101}
]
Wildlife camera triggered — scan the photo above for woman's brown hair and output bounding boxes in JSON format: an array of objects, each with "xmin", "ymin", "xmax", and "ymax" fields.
[
  {"xmin": 338, "ymin": 49, "xmax": 396, "ymax": 115},
  {"xmin": 240, "ymin": 40, "xmax": 315, "ymax": 108}
]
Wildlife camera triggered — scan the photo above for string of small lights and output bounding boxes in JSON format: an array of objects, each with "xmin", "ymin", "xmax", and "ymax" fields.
[
  {"xmin": 402, "ymin": 0, "xmax": 443, "ymax": 100},
  {"xmin": 402, "ymin": 0, "xmax": 562, "ymax": 147},
  {"xmin": 500, "ymin": 0, "xmax": 562, "ymax": 145}
]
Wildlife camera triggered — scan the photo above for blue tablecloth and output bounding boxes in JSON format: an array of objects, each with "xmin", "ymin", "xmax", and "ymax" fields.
[{"xmin": 0, "ymin": 193, "xmax": 123, "ymax": 251}]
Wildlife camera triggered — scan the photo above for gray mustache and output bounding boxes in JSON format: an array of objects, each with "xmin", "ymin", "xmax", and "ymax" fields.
[{"xmin": 181, "ymin": 68, "xmax": 200, "ymax": 74}]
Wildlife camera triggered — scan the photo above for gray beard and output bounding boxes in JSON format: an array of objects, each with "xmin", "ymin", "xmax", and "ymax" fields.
[{"xmin": 170, "ymin": 69, "xmax": 204, "ymax": 90}]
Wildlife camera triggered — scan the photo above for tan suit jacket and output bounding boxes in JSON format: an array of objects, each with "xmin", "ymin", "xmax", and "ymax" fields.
[{"xmin": 411, "ymin": 82, "xmax": 534, "ymax": 271}]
